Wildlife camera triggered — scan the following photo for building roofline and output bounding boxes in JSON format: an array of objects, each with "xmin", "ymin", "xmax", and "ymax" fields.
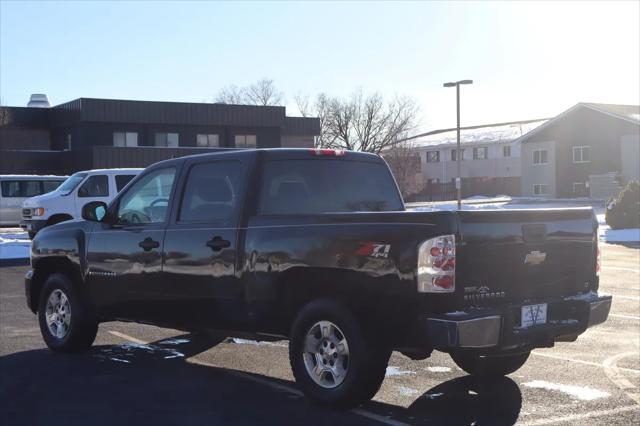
[
  {"xmin": 399, "ymin": 118, "xmax": 551, "ymax": 144},
  {"xmin": 513, "ymin": 102, "xmax": 640, "ymax": 145}
]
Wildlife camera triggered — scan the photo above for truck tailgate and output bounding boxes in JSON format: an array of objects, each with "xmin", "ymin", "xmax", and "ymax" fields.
[{"xmin": 456, "ymin": 208, "xmax": 598, "ymax": 306}]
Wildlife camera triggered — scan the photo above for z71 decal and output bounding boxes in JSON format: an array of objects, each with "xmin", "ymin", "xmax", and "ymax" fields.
[{"xmin": 356, "ymin": 242, "xmax": 391, "ymax": 258}]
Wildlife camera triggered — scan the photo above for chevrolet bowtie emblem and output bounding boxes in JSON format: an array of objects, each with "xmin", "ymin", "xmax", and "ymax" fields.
[{"xmin": 524, "ymin": 250, "xmax": 547, "ymax": 265}]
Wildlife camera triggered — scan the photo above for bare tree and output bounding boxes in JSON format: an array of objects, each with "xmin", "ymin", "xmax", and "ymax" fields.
[
  {"xmin": 309, "ymin": 90, "xmax": 419, "ymax": 154},
  {"xmin": 382, "ymin": 141, "xmax": 423, "ymax": 199},
  {"xmin": 294, "ymin": 92, "xmax": 311, "ymax": 117},
  {"xmin": 245, "ymin": 78, "xmax": 284, "ymax": 106},
  {"xmin": 214, "ymin": 84, "xmax": 247, "ymax": 104}
]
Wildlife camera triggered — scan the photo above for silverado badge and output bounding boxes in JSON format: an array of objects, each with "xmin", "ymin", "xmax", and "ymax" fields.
[{"xmin": 524, "ymin": 250, "xmax": 547, "ymax": 265}]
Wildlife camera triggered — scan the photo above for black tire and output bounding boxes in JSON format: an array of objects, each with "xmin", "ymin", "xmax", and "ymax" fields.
[
  {"xmin": 289, "ymin": 299, "xmax": 391, "ymax": 408},
  {"xmin": 450, "ymin": 351, "xmax": 530, "ymax": 377},
  {"xmin": 38, "ymin": 273, "xmax": 98, "ymax": 353}
]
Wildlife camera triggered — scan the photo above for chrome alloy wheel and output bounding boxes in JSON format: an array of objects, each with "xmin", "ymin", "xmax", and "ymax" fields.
[
  {"xmin": 45, "ymin": 289, "xmax": 71, "ymax": 339},
  {"xmin": 302, "ymin": 320, "xmax": 350, "ymax": 388}
]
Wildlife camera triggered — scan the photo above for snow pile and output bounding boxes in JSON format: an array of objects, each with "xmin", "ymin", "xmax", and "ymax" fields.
[
  {"xmin": 0, "ymin": 230, "xmax": 30, "ymax": 260},
  {"xmin": 523, "ymin": 380, "xmax": 609, "ymax": 401}
]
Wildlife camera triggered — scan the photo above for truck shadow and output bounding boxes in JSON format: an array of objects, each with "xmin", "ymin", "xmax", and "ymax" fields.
[{"xmin": 0, "ymin": 333, "xmax": 523, "ymax": 426}]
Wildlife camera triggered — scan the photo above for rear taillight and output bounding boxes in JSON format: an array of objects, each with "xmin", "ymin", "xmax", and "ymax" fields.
[
  {"xmin": 309, "ymin": 148, "xmax": 346, "ymax": 156},
  {"xmin": 417, "ymin": 235, "xmax": 456, "ymax": 293}
]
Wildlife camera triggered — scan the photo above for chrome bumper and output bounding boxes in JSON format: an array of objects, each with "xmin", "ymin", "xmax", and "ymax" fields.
[{"xmin": 425, "ymin": 292, "xmax": 612, "ymax": 349}]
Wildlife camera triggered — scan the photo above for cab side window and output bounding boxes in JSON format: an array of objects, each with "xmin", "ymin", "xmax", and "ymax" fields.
[
  {"xmin": 78, "ymin": 175, "xmax": 109, "ymax": 197},
  {"xmin": 117, "ymin": 168, "xmax": 176, "ymax": 225},
  {"xmin": 179, "ymin": 161, "xmax": 241, "ymax": 223},
  {"xmin": 115, "ymin": 174, "xmax": 136, "ymax": 192}
]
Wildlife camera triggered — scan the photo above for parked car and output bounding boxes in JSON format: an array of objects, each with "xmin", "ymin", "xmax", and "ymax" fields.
[
  {"xmin": 0, "ymin": 175, "xmax": 66, "ymax": 227},
  {"xmin": 25, "ymin": 149, "xmax": 610, "ymax": 407},
  {"xmin": 21, "ymin": 168, "xmax": 142, "ymax": 238}
]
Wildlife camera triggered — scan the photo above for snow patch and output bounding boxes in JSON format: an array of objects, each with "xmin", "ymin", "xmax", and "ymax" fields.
[
  {"xmin": 160, "ymin": 338, "xmax": 190, "ymax": 345},
  {"xmin": 0, "ymin": 230, "xmax": 30, "ymax": 259},
  {"xmin": 230, "ymin": 338, "xmax": 287, "ymax": 347},
  {"xmin": 523, "ymin": 380, "xmax": 610, "ymax": 401},
  {"xmin": 423, "ymin": 392, "xmax": 444, "ymax": 400},
  {"xmin": 427, "ymin": 366, "xmax": 451, "ymax": 373},
  {"xmin": 386, "ymin": 366, "xmax": 416, "ymax": 377}
]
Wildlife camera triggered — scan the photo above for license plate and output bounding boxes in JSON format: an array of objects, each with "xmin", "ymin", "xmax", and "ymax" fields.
[{"xmin": 521, "ymin": 303, "xmax": 547, "ymax": 328}]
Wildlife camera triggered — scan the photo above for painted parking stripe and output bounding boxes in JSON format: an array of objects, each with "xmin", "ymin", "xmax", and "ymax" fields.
[
  {"xmin": 521, "ymin": 405, "xmax": 639, "ymax": 425},
  {"xmin": 107, "ymin": 330, "xmax": 408, "ymax": 426},
  {"xmin": 612, "ymin": 294, "xmax": 640, "ymax": 301},
  {"xmin": 605, "ymin": 266, "xmax": 640, "ymax": 273},
  {"xmin": 610, "ymin": 313, "xmax": 640, "ymax": 320},
  {"xmin": 531, "ymin": 351, "xmax": 640, "ymax": 375}
]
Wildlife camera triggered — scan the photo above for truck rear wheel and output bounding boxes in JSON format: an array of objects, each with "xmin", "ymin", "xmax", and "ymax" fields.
[
  {"xmin": 450, "ymin": 351, "xmax": 530, "ymax": 377},
  {"xmin": 38, "ymin": 273, "xmax": 98, "ymax": 353},
  {"xmin": 289, "ymin": 300, "xmax": 390, "ymax": 407}
]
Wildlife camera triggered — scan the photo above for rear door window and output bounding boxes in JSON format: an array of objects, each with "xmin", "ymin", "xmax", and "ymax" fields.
[
  {"xmin": 115, "ymin": 175, "xmax": 136, "ymax": 192},
  {"xmin": 179, "ymin": 161, "xmax": 242, "ymax": 223},
  {"xmin": 258, "ymin": 159, "xmax": 403, "ymax": 215},
  {"xmin": 78, "ymin": 175, "xmax": 109, "ymax": 197}
]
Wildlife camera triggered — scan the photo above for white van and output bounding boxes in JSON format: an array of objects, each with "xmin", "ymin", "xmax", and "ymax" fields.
[
  {"xmin": 0, "ymin": 175, "xmax": 67, "ymax": 226},
  {"xmin": 21, "ymin": 168, "xmax": 142, "ymax": 238}
]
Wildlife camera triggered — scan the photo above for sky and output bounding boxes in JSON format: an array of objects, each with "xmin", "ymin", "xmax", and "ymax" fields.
[{"xmin": 1, "ymin": 1, "xmax": 639, "ymax": 132}]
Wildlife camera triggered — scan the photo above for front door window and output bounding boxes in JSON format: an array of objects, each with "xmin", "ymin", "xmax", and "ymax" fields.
[{"xmin": 117, "ymin": 168, "xmax": 176, "ymax": 225}]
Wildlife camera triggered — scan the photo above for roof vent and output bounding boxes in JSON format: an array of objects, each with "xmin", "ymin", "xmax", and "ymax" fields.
[{"xmin": 27, "ymin": 94, "xmax": 50, "ymax": 108}]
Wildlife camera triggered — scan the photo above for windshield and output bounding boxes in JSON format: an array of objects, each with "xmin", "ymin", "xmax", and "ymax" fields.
[{"xmin": 57, "ymin": 173, "xmax": 88, "ymax": 195}]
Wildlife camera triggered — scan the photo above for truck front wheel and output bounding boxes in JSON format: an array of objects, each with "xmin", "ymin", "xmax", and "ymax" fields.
[
  {"xmin": 38, "ymin": 273, "xmax": 98, "ymax": 353},
  {"xmin": 289, "ymin": 300, "xmax": 390, "ymax": 407},
  {"xmin": 450, "ymin": 351, "xmax": 530, "ymax": 377}
]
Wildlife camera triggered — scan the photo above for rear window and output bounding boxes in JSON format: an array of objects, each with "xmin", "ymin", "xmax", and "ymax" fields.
[
  {"xmin": 115, "ymin": 175, "xmax": 136, "ymax": 192},
  {"xmin": 258, "ymin": 159, "xmax": 403, "ymax": 215}
]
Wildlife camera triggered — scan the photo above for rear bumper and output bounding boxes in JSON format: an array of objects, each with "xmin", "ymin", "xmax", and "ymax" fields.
[{"xmin": 425, "ymin": 292, "xmax": 612, "ymax": 350}]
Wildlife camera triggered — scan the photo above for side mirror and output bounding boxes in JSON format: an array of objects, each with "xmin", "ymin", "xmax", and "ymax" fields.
[{"xmin": 82, "ymin": 201, "xmax": 108, "ymax": 222}]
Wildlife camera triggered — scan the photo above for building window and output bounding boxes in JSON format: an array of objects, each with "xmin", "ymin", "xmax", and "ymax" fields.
[
  {"xmin": 155, "ymin": 132, "xmax": 179, "ymax": 147},
  {"xmin": 473, "ymin": 147, "xmax": 488, "ymax": 160},
  {"xmin": 573, "ymin": 146, "xmax": 591, "ymax": 163},
  {"xmin": 113, "ymin": 132, "xmax": 138, "ymax": 147},
  {"xmin": 533, "ymin": 184, "xmax": 549, "ymax": 196},
  {"xmin": 426, "ymin": 151, "xmax": 440, "ymax": 163},
  {"xmin": 503, "ymin": 145, "xmax": 511, "ymax": 157},
  {"xmin": 451, "ymin": 149, "xmax": 464, "ymax": 161},
  {"xmin": 235, "ymin": 134, "xmax": 257, "ymax": 148},
  {"xmin": 196, "ymin": 134, "xmax": 220, "ymax": 147},
  {"xmin": 533, "ymin": 149, "xmax": 548, "ymax": 165},
  {"xmin": 573, "ymin": 182, "xmax": 588, "ymax": 196}
]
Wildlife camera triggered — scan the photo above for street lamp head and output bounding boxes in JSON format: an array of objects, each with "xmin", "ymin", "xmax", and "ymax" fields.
[
  {"xmin": 458, "ymin": 79, "xmax": 473, "ymax": 85},
  {"xmin": 443, "ymin": 82, "xmax": 457, "ymax": 88}
]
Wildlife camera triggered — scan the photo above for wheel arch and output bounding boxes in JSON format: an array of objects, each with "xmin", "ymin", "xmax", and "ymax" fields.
[
  {"xmin": 29, "ymin": 257, "xmax": 82, "ymax": 314},
  {"xmin": 46, "ymin": 214, "xmax": 74, "ymax": 227}
]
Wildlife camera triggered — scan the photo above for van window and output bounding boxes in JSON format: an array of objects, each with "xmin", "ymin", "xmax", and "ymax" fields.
[
  {"xmin": 58, "ymin": 173, "xmax": 88, "ymax": 195},
  {"xmin": 258, "ymin": 159, "xmax": 403, "ymax": 215},
  {"xmin": 179, "ymin": 161, "xmax": 241, "ymax": 223},
  {"xmin": 115, "ymin": 175, "xmax": 136, "ymax": 192},
  {"xmin": 1, "ymin": 180, "xmax": 45, "ymax": 197},
  {"xmin": 78, "ymin": 175, "xmax": 109, "ymax": 197},
  {"xmin": 43, "ymin": 180, "xmax": 63, "ymax": 193}
]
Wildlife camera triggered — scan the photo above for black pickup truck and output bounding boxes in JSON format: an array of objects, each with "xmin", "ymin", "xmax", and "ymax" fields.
[{"xmin": 25, "ymin": 148, "xmax": 611, "ymax": 407}]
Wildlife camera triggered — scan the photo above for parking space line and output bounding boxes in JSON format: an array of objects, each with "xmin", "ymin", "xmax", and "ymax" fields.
[
  {"xmin": 520, "ymin": 405, "xmax": 639, "ymax": 425},
  {"xmin": 107, "ymin": 329, "xmax": 408, "ymax": 426},
  {"xmin": 605, "ymin": 267, "xmax": 640, "ymax": 274},
  {"xmin": 531, "ymin": 351, "xmax": 640, "ymax": 375},
  {"xmin": 107, "ymin": 330, "xmax": 148, "ymax": 345},
  {"xmin": 611, "ymin": 294, "xmax": 640, "ymax": 301},
  {"xmin": 610, "ymin": 313, "xmax": 640, "ymax": 320},
  {"xmin": 603, "ymin": 352, "xmax": 640, "ymax": 404}
]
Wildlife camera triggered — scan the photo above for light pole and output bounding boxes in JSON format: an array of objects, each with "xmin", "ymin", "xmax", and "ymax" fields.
[{"xmin": 443, "ymin": 79, "xmax": 473, "ymax": 210}]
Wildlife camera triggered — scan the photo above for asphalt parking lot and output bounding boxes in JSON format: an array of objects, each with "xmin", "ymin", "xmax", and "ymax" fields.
[{"xmin": 1, "ymin": 243, "xmax": 638, "ymax": 425}]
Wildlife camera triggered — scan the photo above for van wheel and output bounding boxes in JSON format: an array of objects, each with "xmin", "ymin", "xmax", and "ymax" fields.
[
  {"xmin": 450, "ymin": 351, "xmax": 530, "ymax": 377},
  {"xmin": 289, "ymin": 300, "xmax": 390, "ymax": 408},
  {"xmin": 38, "ymin": 273, "xmax": 98, "ymax": 353}
]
